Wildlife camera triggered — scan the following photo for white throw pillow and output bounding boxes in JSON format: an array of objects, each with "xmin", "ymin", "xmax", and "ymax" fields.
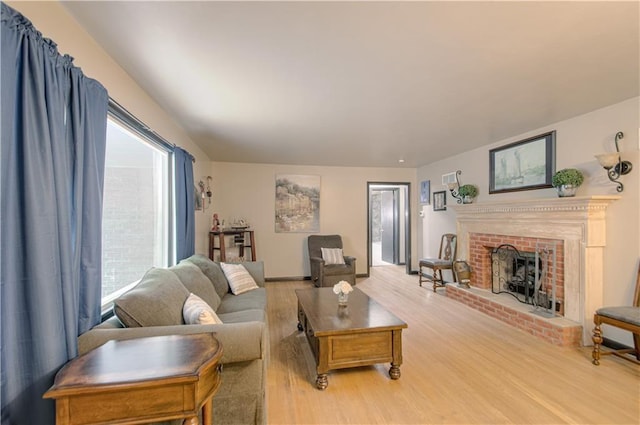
[
  {"xmin": 321, "ymin": 247, "xmax": 345, "ymax": 265},
  {"xmin": 220, "ymin": 262, "xmax": 260, "ymax": 295},
  {"xmin": 183, "ymin": 293, "xmax": 222, "ymax": 325}
]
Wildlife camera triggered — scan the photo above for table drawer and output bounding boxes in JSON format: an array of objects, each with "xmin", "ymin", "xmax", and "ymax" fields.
[{"xmin": 326, "ymin": 331, "xmax": 392, "ymax": 369}]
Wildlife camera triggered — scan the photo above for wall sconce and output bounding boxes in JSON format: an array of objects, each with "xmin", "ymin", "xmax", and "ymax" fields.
[
  {"xmin": 442, "ymin": 170, "xmax": 463, "ymax": 203},
  {"xmin": 594, "ymin": 131, "xmax": 633, "ymax": 192}
]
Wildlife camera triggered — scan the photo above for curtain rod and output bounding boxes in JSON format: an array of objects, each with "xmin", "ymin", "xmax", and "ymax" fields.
[{"xmin": 108, "ymin": 97, "xmax": 195, "ymax": 162}]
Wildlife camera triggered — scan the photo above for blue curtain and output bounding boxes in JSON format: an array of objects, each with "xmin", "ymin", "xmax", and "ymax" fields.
[
  {"xmin": 1, "ymin": 4, "xmax": 108, "ymax": 424},
  {"xmin": 175, "ymin": 147, "xmax": 196, "ymax": 261}
]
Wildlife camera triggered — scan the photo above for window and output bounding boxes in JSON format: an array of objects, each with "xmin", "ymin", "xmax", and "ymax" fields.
[{"xmin": 101, "ymin": 113, "xmax": 172, "ymax": 306}]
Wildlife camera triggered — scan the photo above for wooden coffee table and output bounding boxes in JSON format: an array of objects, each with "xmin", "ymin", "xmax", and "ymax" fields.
[
  {"xmin": 296, "ymin": 287, "xmax": 407, "ymax": 390},
  {"xmin": 44, "ymin": 333, "xmax": 223, "ymax": 425}
]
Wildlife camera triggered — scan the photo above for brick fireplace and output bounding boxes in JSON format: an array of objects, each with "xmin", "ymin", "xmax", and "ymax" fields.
[
  {"xmin": 449, "ymin": 196, "xmax": 619, "ymax": 346},
  {"xmin": 469, "ymin": 233, "xmax": 565, "ymax": 313}
]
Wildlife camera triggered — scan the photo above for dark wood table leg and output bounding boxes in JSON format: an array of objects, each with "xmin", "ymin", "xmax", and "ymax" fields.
[
  {"xmin": 316, "ymin": 338, "xmax": 330, "ymax": 390},
  {"xmin": 390, "ymin": 329, "xmax": 403, "ymax": 379},
  {"xmin": 316, "ymin": 374, "xmax": 328, "ymax": 390},
  {"xmin": 218, "ymin": 233, "xmax": 226, "ymax": 262},
  {"xmin": 249, "ymin": 230, "xmax": 256, "ymax": 261},
  {"xmin": 202, "ymin": 398, "xmax": 213, "ymax": 425},
  {"xmin": 389, "ymin": 364, "xmax": 401, "ymax": 379}
]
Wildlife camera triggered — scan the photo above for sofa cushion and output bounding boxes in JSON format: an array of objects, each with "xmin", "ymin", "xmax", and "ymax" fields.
[
  {"xmin": 171, "ymin": 261, "xmax": 221, "ymax": 311},
  {"xmin": 113, "ymin": 268, "xmax": 190, "ymax": 327},
  {"xmin": 183, "ymin": 254, "xmax": 230, "ymax": 299},
  {"xmin": 183, "ymin": 293, "xmax": 223, "ymax": 325},
  {"xmin": 217, "ymin": 308, "xmax": 265, "ymax": 324},
  {"xmin": 221, "ymin": 262, "xmax": 260, "ymax": 295},
  {"xmin": 240, "ymin": 261, "xmax": 266, "ymax": 287},
  {"xmin": 321, "ymin": 247, "xmax": 345, "ymax": 265},
  {"xmin": 217, "ymin": 288, "xmax": 267, "ymax": 315}
]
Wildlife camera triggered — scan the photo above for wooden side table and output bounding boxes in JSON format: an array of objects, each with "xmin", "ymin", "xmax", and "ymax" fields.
[
  {"xmin": 209, "ymin": 229, "xmax": 256, "ymax": 262},
  {"xmin": 44, "ymin": 333, "xmax": 223, "ymax": 425}
]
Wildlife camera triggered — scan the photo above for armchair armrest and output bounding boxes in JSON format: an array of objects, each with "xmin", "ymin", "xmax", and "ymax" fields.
[
  {"xmin": 344, "ymin": 256, "xmax": 356, "ymax": 267},
  {"xmin": 78, "ymin": 322, "xmax": 266, "ymax": 364},
  {"xmin": 309, "ymin": 256, "xmax": 325, "ymax": 284}
]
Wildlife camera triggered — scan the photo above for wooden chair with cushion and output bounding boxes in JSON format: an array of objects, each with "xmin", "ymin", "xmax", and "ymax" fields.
[
  {"xmin": 419, "ymin": 233, "xmax": 457, "ymax": 292},
  {"xmin": 592, "ymin": 261, "xmax": 640, "ymax": 365},
  {"xmin": 307, "ymin": 235, "xmax": 356, "ymax": 288}
]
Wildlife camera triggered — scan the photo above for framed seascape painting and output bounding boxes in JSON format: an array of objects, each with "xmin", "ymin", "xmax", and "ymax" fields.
[
  {"xmin": 275, "ymin": 174, "xmax": 320, "ymax": 233},
  {"xmin": 489, "ymin": 131, "xmax": 556, "ymax": 194},
  {"xmin": 433, "ymin": 190, "xmax": 446, "ymax": 211},
  {"xmin": 420, "ymin": 180, "xmax": 431, "ymax": 205}
]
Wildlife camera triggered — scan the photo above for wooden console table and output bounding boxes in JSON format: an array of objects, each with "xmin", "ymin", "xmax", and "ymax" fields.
[
  {"xmin": 44, "ymin": 333, "xmax": 223, "ymax": 425},
  {"xmin": 209, "ymin": 229, "xmax": 256, "ymax": 262}
]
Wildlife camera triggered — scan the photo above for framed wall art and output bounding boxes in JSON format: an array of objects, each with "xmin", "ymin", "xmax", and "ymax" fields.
[
  {"xmin": 194, "ymin": 185, "xmax": 203, "ymax": 211},
  {"xmin": 433, "ymin": 190, "xmax": 446, "ymax": 211},
  {"xmin": 489, "ymin": 131, "xmax": 555, "ymax": 194},
  {"xmin": 420, "ymin": 180, "xmax": 431, "ymax": 205},
  {"xmin": 275, "ymin": 174, "xmax": 320, "ymax": 233}
]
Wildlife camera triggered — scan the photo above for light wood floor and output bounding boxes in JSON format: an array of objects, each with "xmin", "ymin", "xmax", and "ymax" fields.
[{"xmin": 266, "ymin": 265, "xmax": 639, "ymax": 424}]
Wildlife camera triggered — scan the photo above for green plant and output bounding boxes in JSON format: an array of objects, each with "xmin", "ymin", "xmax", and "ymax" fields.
[
  {"xmin": 552, "ymin": 168, "xmax": 584, "ymax": 187},
  {"xmin": 458, "ymin": 184, "xmax": 478, "ymax": 197}
]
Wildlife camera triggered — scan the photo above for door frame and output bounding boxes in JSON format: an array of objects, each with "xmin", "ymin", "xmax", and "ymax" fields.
[{"xmin": 367, "ymin": 182, "xmax": 412, "ymax": 276}]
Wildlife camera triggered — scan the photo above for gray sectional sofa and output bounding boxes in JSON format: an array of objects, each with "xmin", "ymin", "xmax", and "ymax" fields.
[{"xmin": 77, "ymin": 255, "xmax": 268, "ymax": 425}]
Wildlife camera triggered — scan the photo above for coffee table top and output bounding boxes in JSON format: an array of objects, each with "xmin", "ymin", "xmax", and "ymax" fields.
[{"xmin": 296, "ymin": 287, "xmax": 407, "ymax": 336}]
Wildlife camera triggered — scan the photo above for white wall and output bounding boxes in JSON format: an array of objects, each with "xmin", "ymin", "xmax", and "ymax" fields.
[
  {"xmin": 418, "ymin": 97, "xmax": 640, "ymax": 344},
  {"xmin": 205, "ymin": 163, "xmax": 417, "ymax": 278},
  {"xmin": 8, "ymin": 1, "xmax": 213, "ymax": 255},
  {"xmin": 11, "ymin": 1, "xmax": 638, "ymax": 343}
]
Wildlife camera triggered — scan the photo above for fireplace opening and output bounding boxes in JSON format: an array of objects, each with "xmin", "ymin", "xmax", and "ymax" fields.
[{"xmin": 491, "ymin": 243, "xmax": 560, "ymax": 317}]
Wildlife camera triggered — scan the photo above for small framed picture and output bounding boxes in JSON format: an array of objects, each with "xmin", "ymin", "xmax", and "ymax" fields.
[
  {"xmin": 420, "ymin": 180, "xmax": 430, "ymax": 205},
  {"xmin": 433, "ymin": 191, "xmax": 447, "ymax": 211}
]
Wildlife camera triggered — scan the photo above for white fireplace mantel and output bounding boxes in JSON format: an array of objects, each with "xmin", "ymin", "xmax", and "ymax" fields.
[{"xmin": 451, "ymin": 196, "xmax": 620, "ymax": 345}]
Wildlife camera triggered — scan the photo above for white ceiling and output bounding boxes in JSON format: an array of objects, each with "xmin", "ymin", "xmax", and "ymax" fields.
[{"xmin": 61, "ymin": 1, "xmax": 639, "ymax": 168}]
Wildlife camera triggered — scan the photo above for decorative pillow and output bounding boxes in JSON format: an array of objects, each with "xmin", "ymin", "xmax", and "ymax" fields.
[
  {"xmin": 220, "ymin": 262, "xmax": 260, "ymax": 295},
  {"xmin": 321, "ymin": 247, "xmax": 345, "ymax": 265},
  {"xmin": 183, "ymin": 293, "xmax": 223, "ymax": 325},
  {"xmin": 170, "ymin": 261, "xmax": 221, "ymax": 311},
  {"xmin": 113, "ymin": 268, "xmax": 190, "ymax": 327},
  {"xmin": 183, "ymin": 254, "xmax": 230, "ymax": 299}
]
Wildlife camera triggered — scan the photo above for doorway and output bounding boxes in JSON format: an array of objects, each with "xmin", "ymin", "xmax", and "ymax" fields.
[{"xmin": 367, "ymin": 182, "xmax": 411, "ymax": 275}]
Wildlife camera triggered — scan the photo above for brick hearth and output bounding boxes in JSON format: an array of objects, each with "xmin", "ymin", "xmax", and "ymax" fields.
[{"xmin": 446, "ymin": 285, "xmax": 582, "ymax": 347}]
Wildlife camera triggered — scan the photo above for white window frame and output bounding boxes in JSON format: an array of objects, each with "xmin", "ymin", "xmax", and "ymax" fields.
[{"xmin": 101, "ymin": 99, "xmax": 175, "ymax": 311}]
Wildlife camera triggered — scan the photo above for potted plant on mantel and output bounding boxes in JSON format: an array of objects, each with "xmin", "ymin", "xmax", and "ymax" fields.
[
  {"xmin": 551, "ymin": 168, "xmax": 584, "ymax": 197},
  {"xmin": 458, "ymin": 184, "xmax": 478, "ymax": 204}
]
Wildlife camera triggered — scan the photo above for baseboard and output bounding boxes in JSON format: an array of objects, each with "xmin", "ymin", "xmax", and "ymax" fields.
[
  {"xmin": 265, "ymin": 276, "xmax": 310, "ymax": 282},
  {"xmin": 266, "ymin": 274, "xmax": 369, "ymax": 282}
]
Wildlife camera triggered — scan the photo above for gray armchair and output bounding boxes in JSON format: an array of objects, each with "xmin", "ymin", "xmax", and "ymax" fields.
[{"xmin": 307, "ymin": 235, "xmax": 356, "ymax": 287}]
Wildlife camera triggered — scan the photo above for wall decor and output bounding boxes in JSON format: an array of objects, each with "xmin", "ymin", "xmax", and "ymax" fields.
[
  {"xmin": 420, "ymin": 180, "xmax": 431, "ymax": 204},
  {"xmin": 275, "ymin": 174, "xmax": 320, "ymax": 232},
  {"xmin": 194, "ymin": 185, "xmax": 203, "ymax": 211},
  {"xmin": 489, "ymin": 131, "xmax": 555, "ymax": 194},
  {"xmin": 433, "ymin": 190, "xmax": 447, "ymax": 211}
]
